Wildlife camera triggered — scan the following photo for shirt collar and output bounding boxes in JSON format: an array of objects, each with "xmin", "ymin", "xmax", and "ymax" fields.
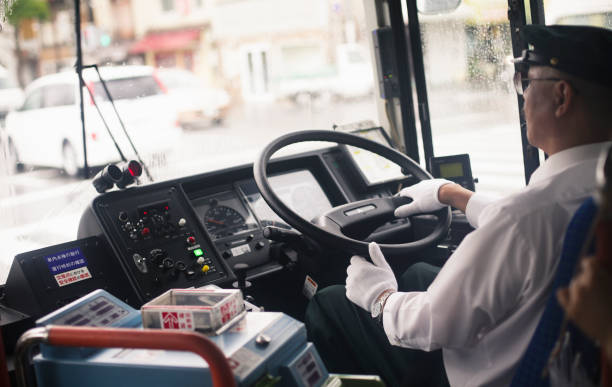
[{"xmin": 529, "ymin": 141, "xmax": 612, "ymax": 185}]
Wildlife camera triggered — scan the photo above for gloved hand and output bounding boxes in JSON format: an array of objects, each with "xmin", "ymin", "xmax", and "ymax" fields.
[
  {"xmin": 346, "ymin": 242, "xmax": 398, "ymax": 316},
  {"xmin": 394, "ymin": 178, "xmax": 452, "ymax": 218}
]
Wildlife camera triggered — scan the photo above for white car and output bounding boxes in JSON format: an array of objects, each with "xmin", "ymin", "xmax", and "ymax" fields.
[
  {"xmin": 4, "ymin": 65, "xmax": 182, "ymax": 176},
  {"xmin": 156, "ymin": 68, "xmax": 231, "ymax": 129},
  {"xmin": 0, "ymin": 65, "xmax": 24, "ymax": 120}
]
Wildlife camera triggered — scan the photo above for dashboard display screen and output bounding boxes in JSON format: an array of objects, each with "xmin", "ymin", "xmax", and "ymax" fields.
[
  {"xmin": 192, "ymin": 191, "xmax": 258, "ymax": 240},
  {"xmin": 238, "ymin": 170, "xmax": 332, "ymax": 229},
  {"xmin": 345, "ymin": 127, "xmax": 404, "ymax": 185},
  {"xmin": 439, "ymin": 162, "xmax": 464, "ymax": 178}
]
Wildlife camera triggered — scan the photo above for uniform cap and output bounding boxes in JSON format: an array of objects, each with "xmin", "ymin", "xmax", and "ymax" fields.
[{"xmin": 513, "ymin": 24, "xmax": 612, "ymax": 89}]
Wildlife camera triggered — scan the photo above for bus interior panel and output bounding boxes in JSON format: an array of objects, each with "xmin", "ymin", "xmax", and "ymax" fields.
[{"xmin": 1, "ymin": 0, "xmax": 611, "ymax": 386}]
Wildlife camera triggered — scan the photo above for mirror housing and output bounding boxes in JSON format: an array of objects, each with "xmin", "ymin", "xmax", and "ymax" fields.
[{"xmin": 417, "ymin": 0, "xmax": 461, "ymax": 14}]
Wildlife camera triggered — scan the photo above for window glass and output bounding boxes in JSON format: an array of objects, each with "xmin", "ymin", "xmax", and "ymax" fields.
[
  {"xmin": 418, "ymin": 0, "xmax": 524, "ymax": 196},
  {"xmin": 21, "ymin": 89, "xmax": 44, "ymax": 110},
  {"xmin": 545, "ymin": 0, "xmax": 612, "ymax": 28},
  {"xmin": 43, "ymin": 84, "xmax": 75, "ymax": 107},
  {"xmin": 0, "ymin": 0, "xmax": 378, "ymax": 281},
  {"xmin": 91, "ymin": 76, "xmax": 163, "ymax": 101}
]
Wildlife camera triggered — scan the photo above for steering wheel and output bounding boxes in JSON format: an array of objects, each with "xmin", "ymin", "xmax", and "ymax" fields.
[{"xmin": 253, "ymin": 130, "xmax": 451, "ymax": 258}]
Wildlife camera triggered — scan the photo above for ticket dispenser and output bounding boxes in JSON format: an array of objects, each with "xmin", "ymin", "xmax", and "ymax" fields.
[{"xmin": 31, "ymin": 289, "xmax": 329, "ymax": 387}]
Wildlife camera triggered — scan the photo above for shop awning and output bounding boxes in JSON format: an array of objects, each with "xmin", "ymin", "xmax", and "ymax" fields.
[{"xmin": 129, "ymin": 29, "xmax": 201, "ymax": 54}]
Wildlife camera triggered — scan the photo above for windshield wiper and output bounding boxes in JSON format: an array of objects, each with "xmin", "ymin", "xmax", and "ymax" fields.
[{"xmin": 81, "ymin": 64, "xmax": 154, "ymax": 182}]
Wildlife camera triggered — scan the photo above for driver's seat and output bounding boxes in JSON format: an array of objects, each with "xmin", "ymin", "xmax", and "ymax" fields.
[{"xmin": 510, "ymin": 197, "xmax": 600, "ymax": 386}]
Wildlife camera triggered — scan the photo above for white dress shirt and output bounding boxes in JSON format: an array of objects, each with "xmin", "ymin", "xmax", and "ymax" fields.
[{"xmin": 382, "ymin": 141, "xmax": 611, "ymax": 387}]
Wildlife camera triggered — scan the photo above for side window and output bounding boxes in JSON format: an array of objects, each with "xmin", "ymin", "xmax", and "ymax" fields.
[
  {"xmin": 43, "ymin": 84, "xmax": 75, "ymax": 108},
  {"xmin": 21, "ymin": 89, "xmax": 44, "ymax": 111}
]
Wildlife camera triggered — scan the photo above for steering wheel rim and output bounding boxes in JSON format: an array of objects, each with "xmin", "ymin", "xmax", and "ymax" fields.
[{"xmin": 254, "ymin": 130, "xmax": 451, "ymax": 258}]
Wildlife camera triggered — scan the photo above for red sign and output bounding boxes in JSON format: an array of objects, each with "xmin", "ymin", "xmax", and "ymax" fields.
[{"xmin": 161, "ymin": 311, "xmax": 194, "ymax": 330}]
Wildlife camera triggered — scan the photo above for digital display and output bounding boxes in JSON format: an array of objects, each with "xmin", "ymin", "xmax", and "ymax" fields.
[
  {"xmin": 54, "ymin": 296, "xmax": 128, "ymax": 327},
  {"xmin": 345, "ymin": 128, "xmax": 404, "ymax": 185},
  {"xmin": 430, "ymin": 154, "xmax": 474, "ymax": 191},
  {"xmin": 439, "ymin": 162, "xmax": 464, "ymax": 178},
  {"xmin": 239, "ymin": 170, "xmax": 332, "ymax": 229}
]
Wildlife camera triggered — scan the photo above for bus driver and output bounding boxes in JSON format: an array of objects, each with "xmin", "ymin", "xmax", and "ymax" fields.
[{"xmin": 305, "ymin": 24, "xmax": 612, "ymax": 386}]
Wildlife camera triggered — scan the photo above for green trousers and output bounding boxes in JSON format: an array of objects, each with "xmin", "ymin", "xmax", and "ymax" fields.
[{"xmin": 305, "ymin": 262, "xmax": 450, "ymax": 387}]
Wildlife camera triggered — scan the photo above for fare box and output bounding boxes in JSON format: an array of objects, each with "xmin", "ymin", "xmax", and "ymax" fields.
[{"xmin": 141, "ymin": 288, "xmax": 245, "ymax": 335}]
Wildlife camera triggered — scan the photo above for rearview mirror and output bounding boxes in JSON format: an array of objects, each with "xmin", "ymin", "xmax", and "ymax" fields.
[{"xmin": 417, "ymin": 0, "xmax": 461, "ymax": 14}]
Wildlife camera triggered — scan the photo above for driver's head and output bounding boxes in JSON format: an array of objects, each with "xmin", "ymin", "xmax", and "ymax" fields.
[{"xmin": 513, "ymin": 25, "xmax": 612, "ymax": 154}]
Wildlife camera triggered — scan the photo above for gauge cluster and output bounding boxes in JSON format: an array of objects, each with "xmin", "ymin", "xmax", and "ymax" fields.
[
  {"xmin": 186, "ymin": 169, "xmax": 335, "ymax": 276},
  {"xmin": 193, "ymin": 169, "xmax": 333, "ymax": 240},
  {"xmin": 192, "ymin": 191, "xmax": 258, "ymax": 240}
]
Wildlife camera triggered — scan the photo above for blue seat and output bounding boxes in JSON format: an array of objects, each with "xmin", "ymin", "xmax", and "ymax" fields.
[{"xmin": 510, "ymin": 197, "xmax": 600, "ymax": 386}]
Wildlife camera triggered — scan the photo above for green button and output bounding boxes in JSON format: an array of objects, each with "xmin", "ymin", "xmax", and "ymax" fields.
[{"xmin": 193, "ymin": 248, "xmax": 204, "ymax": 257}]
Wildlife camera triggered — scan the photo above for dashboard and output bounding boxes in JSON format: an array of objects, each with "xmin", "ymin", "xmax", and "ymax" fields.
[
  {"xmin": 8, "ymin": 143, "xmax": 458, "ymax": 320},
  {"xmin": 69, "ymin": 145, "xmax": 420, "ymax": 306}
]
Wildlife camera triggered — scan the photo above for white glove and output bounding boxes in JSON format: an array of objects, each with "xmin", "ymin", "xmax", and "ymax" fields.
[
  {"xmin": 346, "ymin": 242, "xmax": 398, "ymax": 316},
  {"xmin": 394, "ymin": 178, "xmax": 452, "ymax": 218}
]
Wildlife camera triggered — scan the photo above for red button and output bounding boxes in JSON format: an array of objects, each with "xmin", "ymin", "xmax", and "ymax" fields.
[
  {"xmin": 141, "ymin": 227, "xmax": 150, "ymax": 236},
  {"xmin": 187, "ymin": 236, "xmax": 196, "ymax": 245}
]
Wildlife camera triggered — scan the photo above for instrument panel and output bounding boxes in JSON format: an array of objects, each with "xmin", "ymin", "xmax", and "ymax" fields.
[
  {"xmin": 188, "ymin": 169, "xmax": 334, "ymax": 274},
  {"xmin": 193, "ymin": 191, "xmax": 258, "ymax": 240},
  {"xmin": 71, "ymin": 145, "xmax": 417, "ymax": 306},
  {"xmin": 193, "ymin": 169, "xmax": 333, "ymax": 240}
]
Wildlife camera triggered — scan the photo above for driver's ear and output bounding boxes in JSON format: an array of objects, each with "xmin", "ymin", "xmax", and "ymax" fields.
[{"xmin": 553, "ymin": 81, "xmax": 573, "ymax": 118}]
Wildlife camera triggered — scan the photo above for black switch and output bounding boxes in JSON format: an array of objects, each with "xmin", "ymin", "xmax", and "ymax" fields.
[{"xmin": 232, "ymin": 263, "xmax": 251, "ymax": 293}]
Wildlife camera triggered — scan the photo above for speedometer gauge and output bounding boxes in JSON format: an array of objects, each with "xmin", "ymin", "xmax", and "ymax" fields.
[{"xmin": 205, "ymin": 205, "xmax": 247, "ymax": 238}]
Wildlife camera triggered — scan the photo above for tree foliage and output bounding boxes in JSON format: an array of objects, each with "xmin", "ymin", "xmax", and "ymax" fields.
[{"xmin": 5, "ymin": 0, "xmax": 50, "ymax": 25}]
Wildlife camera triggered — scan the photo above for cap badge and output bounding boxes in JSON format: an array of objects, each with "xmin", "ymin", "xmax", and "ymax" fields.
[{"xmin": 549, "ymin": 57, "xmax": 559, "ymax": 66}]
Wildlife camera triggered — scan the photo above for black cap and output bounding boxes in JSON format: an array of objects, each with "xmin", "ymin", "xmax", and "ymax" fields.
[{"xmin": 513, "ymin": 24, "xmax": 612, "ymax": 89}]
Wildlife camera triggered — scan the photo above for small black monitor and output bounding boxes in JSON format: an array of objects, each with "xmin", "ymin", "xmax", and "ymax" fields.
[
  {"xmin": 429, "ymin": 154, "xmax": 475, "ymax": 191},
  {"xmin": 3, "ymin": 237, "xmax": 138, "ymax": 319}
]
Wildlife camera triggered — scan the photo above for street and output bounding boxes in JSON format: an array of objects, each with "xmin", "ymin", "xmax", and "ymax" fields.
[{"xmin": 0, "ymin": 90, "xmax": 526, "ymax": 281}]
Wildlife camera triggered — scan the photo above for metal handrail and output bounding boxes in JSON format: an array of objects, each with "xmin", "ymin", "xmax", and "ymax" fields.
[{"xmin": 15, "ymin": 326, "xmax": 236, "ymax": 387}]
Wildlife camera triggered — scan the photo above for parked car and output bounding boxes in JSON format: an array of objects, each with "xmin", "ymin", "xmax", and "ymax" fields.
[
  {"xmin": 156, "ymin": 68, "xmax": 231, "ymax": 129},
  {"xmin": 278, "ymin": 43, "xmax": 374, "ymax": 104},
  {"xmin": 4, "ymin": 65, "xmax": 182, "ymax": 176},
  {"xmin": 0, "ymin": 65, "xmax": 24, "ymax": 120}
]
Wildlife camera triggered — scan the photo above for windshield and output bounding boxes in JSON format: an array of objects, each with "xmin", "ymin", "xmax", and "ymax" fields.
[{"xmin": 0, "ymin": 0, "xmax": 610, "ymax": 284}]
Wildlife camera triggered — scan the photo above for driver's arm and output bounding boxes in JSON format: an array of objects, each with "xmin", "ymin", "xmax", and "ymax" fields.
[
  {"xmin": 396, "ymin": 179, "xmax": 497, "ymax": 228},
  {"xmin": 383, "ymin": 209, "xmax": 534, "ymax": 350},
  {"xmin": 438, "ymin": 182, "xmax": 473, "ymax": 212}
]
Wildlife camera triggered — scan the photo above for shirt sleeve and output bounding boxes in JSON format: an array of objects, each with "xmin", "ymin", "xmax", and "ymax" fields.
[
  {"xmin": 465, "ymin": 193, "xmax": 497, "ymax": 228},
  {"xmin": 382, "ymin": 211, "xmax": 532, "ymax": 351}
]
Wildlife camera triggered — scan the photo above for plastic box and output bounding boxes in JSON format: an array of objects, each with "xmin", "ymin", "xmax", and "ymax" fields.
[{"xmin": 141, "ymin": 288, "xmax": 245, "ymax": 335}]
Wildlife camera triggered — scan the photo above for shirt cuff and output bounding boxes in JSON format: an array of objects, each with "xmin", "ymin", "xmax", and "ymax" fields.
[
  {"xmin": 381, "ymin": 291, "xmax": 438, "ymax": 350},
  {"xmin": 465, "ymin": 193, "xmax": 496, "ymax": 228},
  {"xmin": 382, "ymin": 292, "xmax": 403, "ymax": 345}
]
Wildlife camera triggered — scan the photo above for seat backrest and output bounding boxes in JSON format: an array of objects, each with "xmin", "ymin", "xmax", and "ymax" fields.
[{"xmin": 510, "ymin": 197, "xmax": 600, "ymax": 387}]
